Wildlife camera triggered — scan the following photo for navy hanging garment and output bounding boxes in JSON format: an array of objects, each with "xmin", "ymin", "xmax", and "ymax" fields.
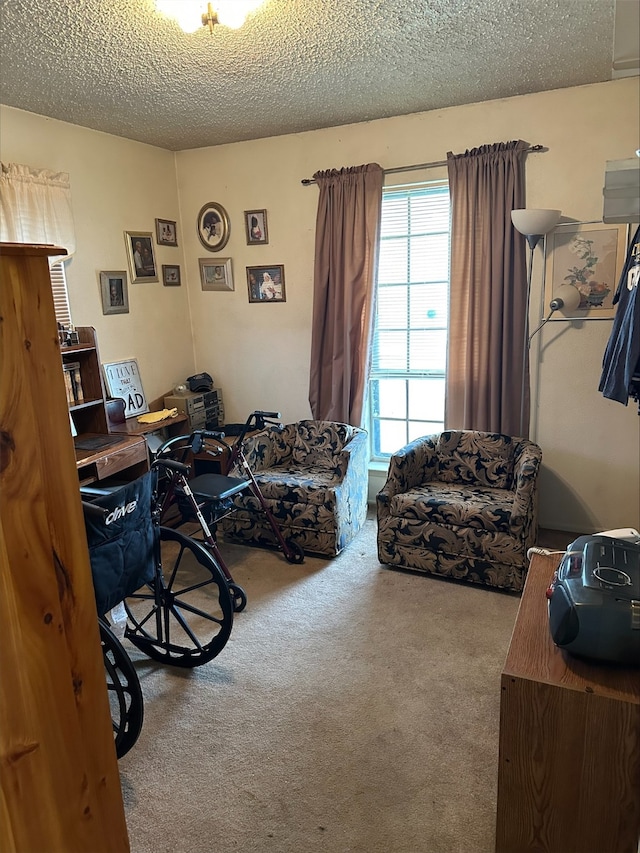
[{"xmin": 598, "ymin": 225, "xmax": 640, "ymax": 405}]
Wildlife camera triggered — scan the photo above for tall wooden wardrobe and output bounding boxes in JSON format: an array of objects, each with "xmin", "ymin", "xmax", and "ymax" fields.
[{"xmin": 0, "ymin": 243, "xmax": 129, "ymax": 851}]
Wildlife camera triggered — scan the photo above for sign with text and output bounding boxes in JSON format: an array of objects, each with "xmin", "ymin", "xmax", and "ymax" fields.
[{"xmin": 102, "ymin": 359, "xmax": 149, "ymax": 418}]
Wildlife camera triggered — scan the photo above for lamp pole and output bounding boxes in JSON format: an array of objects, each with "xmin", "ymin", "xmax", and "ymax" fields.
[
  {"xmin": 520, "ymin": 236, "xmax": 535, "ymax": 435},
  {"xmin": 511, "ymin": 209, "xmax": 562, "ymax": 438},
  {"xmin": 519, "ymin": 236, "xmax": 540, "ymax": 437}
]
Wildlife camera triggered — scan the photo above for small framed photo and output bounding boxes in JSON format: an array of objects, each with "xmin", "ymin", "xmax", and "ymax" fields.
[
  {"xmin": 100, "ymin": 270, "xmax": 129, "ymax": 315},
  {"xmin": 162, "ymin": 264, "xmax": 181, "ymax": 286},
  {"xmin": 199, "ymin": 257, "xmax": 234, "ymax": 291},
  {"xmin": 197, "ymin": 201, "xmax": 230, "ymax": 252},
  {"xmin": 156, "ymin": 218, "xmax": 178, "ymax": 246},
  {"xmin": 244, "ymin": 209, "xmax": 269, "ymax": 245},
  {"xmin": 125, "ymin": 230, "xmax": 158, "ymax": 283},
  {"xmin": 544, "ymin": 221, "xmax": 628, "ymax": 320},
  {"xmin": 246, "ymin": 265, "xmax": 286, "ymax": 303}
]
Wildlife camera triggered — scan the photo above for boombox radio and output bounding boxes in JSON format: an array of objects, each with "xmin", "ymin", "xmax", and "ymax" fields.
[{"xmin": 546, "ymin": 534, "xmax": 640, "ymax": 666}]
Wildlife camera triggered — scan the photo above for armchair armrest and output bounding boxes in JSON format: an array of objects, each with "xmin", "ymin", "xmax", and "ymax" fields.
[
  {"xmin": 377, "ymin": 435, "xmax": 439, "ymax": 505},
  {"xmin": 333, "ymin": 427, "xmax": 369, "ymax": 482},
  {"xmin": 509, "ymin": 440, "xmax": 542, "ymax": 530}
]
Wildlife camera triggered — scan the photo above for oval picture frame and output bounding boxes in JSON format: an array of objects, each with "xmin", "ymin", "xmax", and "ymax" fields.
[{"xmin": 197, "ymin": 201, "xmax": 230, "ymax": 252}]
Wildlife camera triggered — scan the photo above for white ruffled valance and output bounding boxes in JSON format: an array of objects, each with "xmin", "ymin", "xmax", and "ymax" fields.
[{"xmin": 0, "ymin": 162, "xmax": 76, "ymax": 261}]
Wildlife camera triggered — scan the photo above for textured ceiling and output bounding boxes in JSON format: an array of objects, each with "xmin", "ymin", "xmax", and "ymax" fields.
[{"xmin": 0, "ymin": 0, "xmax": 630, "ymax": 151}]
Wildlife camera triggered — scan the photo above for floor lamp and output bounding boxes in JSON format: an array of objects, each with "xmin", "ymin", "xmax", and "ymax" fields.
[{"xmin": 511, "ymin": 208, "xmax": 562, "ymax": 436}]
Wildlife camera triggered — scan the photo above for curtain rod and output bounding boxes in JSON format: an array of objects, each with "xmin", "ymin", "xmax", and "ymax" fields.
[{"xmin": 300, "ymin": 144, "xmax": 546, "ymax": 185}]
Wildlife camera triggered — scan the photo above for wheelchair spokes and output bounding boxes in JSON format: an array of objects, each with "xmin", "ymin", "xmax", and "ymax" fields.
[
  {"xmin": 125, "ymin": 527, "xmax": 233, "ymax": 668},
  {"xmin": 99, "ymin": 617, "xmax": 144, "ymax": 759}
]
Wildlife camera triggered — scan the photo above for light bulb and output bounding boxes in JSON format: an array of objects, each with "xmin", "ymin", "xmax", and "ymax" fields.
[
  {"xmin": 215, "ymin": 0, "xmax": 262, "ymax": 29},
  {"xmin": 156, "ymin": 1, "xmax": 206, "ymax": 33},
  {"xmin": 156, "ymin": 0, "xmax": 263, "ymax": 31}
]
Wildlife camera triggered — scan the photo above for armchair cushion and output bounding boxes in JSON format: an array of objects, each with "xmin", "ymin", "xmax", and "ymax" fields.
[
  {"xmin": 389, "ymin": 483, "xmax": 513, "ymax": 533},
  {"xmin": 435, "ymin": 430, "xmax": 514, "ymax": 489},
  {"xmin": 291, "ymin": 420, "xmax": 353, "ymax": 468}
]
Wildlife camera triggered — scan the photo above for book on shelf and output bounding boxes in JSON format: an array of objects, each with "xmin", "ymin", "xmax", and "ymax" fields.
[
  {"xmin": 62, "ymin": 366, "xmax": 75, "ymax": 405},
  {"xmin": 63, "ymin": 362, "xmax": 84, "ymax": 405}
]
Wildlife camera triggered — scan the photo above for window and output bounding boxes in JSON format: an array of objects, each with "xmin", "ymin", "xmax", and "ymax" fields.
[
  {"xmin": 369, "ymin": 181, "xmax": 450, "ymax": 460},
  {"xmin": 50, "ymin": 260, "xmax": 71, "ymax": 326}
]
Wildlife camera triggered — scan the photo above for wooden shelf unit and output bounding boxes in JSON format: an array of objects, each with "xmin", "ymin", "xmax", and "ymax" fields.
[
  {"xmin": 60, "ymin": 326, "xmax": 149, "ymax": 484},
  {"xmin": 61, "ymin": 326, "xmax": 109, "ymax": 436}
]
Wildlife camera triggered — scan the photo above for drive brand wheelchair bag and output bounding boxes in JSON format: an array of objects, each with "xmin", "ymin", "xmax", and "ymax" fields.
[{"xmin": 83, "ymin": 472, "xmax": 156, "ymax": 616}]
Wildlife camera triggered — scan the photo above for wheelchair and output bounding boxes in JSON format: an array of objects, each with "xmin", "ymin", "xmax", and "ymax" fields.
[{"xmin": 82, "ymin": 459, "xmax": 235, "ymax": 757}]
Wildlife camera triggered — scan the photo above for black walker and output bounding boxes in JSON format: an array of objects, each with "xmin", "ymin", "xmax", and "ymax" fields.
[{"xmin": 153, "ymin": 410, "xmax": 305, "ymax": 611}]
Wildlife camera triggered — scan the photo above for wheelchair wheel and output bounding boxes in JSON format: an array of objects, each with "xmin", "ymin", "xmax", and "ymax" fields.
[
  {"xmin": 99, "ymin": 617, "xmax": 143, "ymax": 759},
  {"xmin": 124, "ymin": 527, "xmax": 233, "ymax": 668}
]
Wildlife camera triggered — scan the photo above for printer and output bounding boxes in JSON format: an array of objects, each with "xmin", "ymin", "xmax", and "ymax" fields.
[{"xmin": 547, "ymin": 533, "xmax": 640, "ymax": 666}]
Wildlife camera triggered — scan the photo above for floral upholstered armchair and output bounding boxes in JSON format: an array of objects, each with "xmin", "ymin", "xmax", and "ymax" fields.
[
  {"xmin": 220, "ymin": 420, "xmax": 369, "ymax": 557},
  {"xmin": 376, "ymin": 430, "xmax": 542, "ymax": 592}
]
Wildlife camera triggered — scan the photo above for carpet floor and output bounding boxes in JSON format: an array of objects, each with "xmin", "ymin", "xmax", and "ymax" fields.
[{"xmin": 118, "ymin": 515, "xmax": 522, "ymax": 853}]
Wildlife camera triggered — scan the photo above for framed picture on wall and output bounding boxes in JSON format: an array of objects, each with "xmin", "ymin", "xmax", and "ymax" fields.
[
  {"xmin": 543, "ymin": 221, "xmax": 628, "ymax": 320},
  {"xmin": 156, "ymin": 218, "xmax": 178, "ymax": 246},
  {"xmin": 246, "ymin": 265, "xmax": 286, "ymax": 303},
  {"xmin": 244, "ymin": 209, "xmax": 269, "ymax": 245},
  {"xmin": 162, "ymin": 264, "xmax": 181, "ymax": 286},
  {"xmin": 196, "ymin": 202, "xmax": 230, "ymax": 252},
  {"xmin": 99, "ymin": 270, "xmax": 129, "ymax": 315},
  {"xmin": 199, "ymin": 257, "xmax": 234, "ymax": 291},
  {"xmin": 124, "ymin": 230, "xmax": 158, "ymax": 283}
]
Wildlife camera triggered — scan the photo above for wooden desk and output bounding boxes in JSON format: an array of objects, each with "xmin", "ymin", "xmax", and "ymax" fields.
[
  {"xmin": 75, "ymin": 433, "xmax": 149, "ymax": 485},
  {"xmin": 108, "ymin": 412, "xmax": 188, "ymax": 437},
  {"xmin": 495, "ymin": 552, "xmax": 640, "ymax": 853}
]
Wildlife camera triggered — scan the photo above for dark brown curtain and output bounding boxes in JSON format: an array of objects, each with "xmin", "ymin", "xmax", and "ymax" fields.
[
  {"xmin": 445, "ymin": 141, "xmax": 528, "ymax": 436},
  {"xmin": 309, "ymin": 163, "xmax": 383, "ymax": 426}
]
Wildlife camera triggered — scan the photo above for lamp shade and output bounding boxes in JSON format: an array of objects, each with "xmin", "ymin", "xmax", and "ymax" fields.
[
  {"xmin": 549, "ymin": 284, "xmax": 581, "ymax": 314},
  {"xmin": 511, "ymin": 208, "xmax": 562, "ymax": 236}
]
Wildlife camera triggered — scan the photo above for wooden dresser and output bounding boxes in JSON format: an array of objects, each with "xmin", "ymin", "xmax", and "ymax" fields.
[
  {"xmin": 0, "ymin": 242, "xmax": 130, "ymax": 851},
  {"xmin": 495, "ymin": 550, "xmax": 640, "ymax": 853}
]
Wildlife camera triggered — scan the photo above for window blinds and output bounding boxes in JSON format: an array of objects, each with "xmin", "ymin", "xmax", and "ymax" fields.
[{"xmin": 50, "ymin": 261, "xmax": 71, "ymax": 326}]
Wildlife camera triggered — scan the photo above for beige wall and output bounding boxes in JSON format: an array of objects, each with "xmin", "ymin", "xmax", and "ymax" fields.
[
  {"xmin": 0, "ymin": 106, "xmax": 196, "ymax": 403},
  {"xmin": 176, "ymin": 77, "xmax": 639, "ymax": 532},
  {"xmin": 2, "ymin": 77, "xmax": 638, "ymax": 531}
]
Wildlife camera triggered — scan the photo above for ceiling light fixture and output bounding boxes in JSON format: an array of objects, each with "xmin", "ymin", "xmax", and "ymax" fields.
[{"xmin": 155, "ymin": 1, "xmax": 264, "ymax": 33}]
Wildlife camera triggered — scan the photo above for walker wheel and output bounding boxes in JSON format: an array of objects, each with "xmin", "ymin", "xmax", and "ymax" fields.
[
  {"xmin": 228, "ymin": 582, "xmax": 247, "ymax": 613},
  {"xmin": 284, "ymin": 539, "xmax": 305, "ymax": 564}
]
